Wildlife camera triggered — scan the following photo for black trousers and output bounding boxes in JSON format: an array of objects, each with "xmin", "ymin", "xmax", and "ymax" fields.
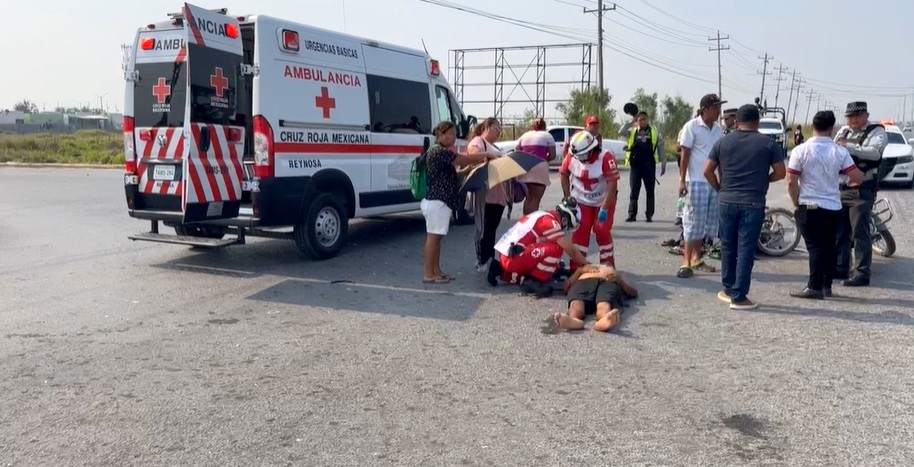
[
  {"xmin": 628, "ymin": 162, "xmax": 656, "ymax": 219},
  {"xmin": 476, "ymin": 202, "xmax": 506, "ymax": 265},
  {"xmin": 836, "ymin": 187, "xmax": 876, "ymax": 280},
  {"xmin": 797, "ymin": 206, "xmax": 841, "ymax": 290}
]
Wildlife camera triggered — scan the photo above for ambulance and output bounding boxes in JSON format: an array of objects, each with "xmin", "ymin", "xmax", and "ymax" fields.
[{"xmin": 123, "ymin": 4, "xmax": 476, "ymax": 259}]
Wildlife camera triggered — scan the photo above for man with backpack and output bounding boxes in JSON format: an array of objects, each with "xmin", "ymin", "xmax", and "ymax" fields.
[{"xmin": 834, "ymin": 101, "xmax": 888, "ymax": 287}]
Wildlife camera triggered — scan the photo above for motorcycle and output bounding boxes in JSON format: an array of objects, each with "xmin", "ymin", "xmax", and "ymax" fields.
[
  {"xmin": 756, "ymin": 207, "xmax": 801, "ymax": 257},
  {"xmin": 871, "ymin": 198, "xmax": 895, "ymax": 258}
]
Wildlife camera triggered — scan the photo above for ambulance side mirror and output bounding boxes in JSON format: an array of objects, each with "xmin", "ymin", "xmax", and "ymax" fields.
[{"xmin": 459, "ymin": 115, "xmax": 477, "ymax": 139}]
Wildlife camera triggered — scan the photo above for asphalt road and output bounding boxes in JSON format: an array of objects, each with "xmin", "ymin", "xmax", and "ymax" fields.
[{"xmin": 2, "ymin": 167, "xmax": 914, "ymax": 466}]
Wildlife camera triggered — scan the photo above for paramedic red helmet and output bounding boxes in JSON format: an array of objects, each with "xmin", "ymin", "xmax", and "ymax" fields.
[
  {"xmin": 555, "ymin": 198, "xmax": 581, "ymax": 231},
  {"xmin": 569, "ymin": 130, "xmax": 600, "ymax": 161}
]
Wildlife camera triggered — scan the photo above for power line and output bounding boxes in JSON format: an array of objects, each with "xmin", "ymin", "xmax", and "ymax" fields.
[{"xmin": 637, "ymin": 0, "xmax": 717, "ymax": 35}]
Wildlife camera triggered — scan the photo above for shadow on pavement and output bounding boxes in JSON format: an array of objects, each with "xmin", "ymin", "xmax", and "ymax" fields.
[{"xmin": 753, "ymin": 304, "xmax": 914, "ymax": 327}]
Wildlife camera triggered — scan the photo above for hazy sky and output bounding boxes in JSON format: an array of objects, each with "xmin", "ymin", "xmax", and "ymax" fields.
[{"xmin": 2, "ymin": 0, "xmax": 913, "ymax": 122}]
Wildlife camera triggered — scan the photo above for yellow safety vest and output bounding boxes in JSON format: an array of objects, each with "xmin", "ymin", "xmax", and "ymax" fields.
[{"xmin": 625, "ymin": 126, "xmax": 658, "ymax": 167}]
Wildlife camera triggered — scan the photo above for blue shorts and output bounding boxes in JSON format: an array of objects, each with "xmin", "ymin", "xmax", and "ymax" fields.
[{"xmin": 682, "ymin": 181, "xmax": 719, "ymax": 241}]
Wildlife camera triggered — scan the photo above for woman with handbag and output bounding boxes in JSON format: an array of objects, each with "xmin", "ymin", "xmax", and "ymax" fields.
[{"xmin": 467, "ymin": 118, "xmax": 509, "ymax": 271}]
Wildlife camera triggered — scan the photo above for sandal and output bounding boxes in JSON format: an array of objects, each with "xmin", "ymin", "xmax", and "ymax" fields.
[
  {"xmin": 676, "ymin": 266, "xmax": 694, "ymax": 278},
  {"xmin": 423, "ymin": 276, "xmax": 451, "ymax": 284},
  {"xmin": 661, "ymin": 239, "xmax": 680, "ymax": 247},
  {"xmin": 692, "ymin": 261, "xmax": 717, "ymax": 273},
  {"xmin": 439, "ymin": 274, "xmax": 456, "ymax": 281}
]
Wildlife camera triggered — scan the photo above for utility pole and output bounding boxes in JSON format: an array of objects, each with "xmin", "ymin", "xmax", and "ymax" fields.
[
  {"xmin": 785, "ymin": 70, "xmax": 798, "ymax": 123},
  {"xmin": 584, "ymin": 1, "xmax": 616, "ymax": 91},
  {"xmin": 708, "ymin": 30, "xmax": 730, "ymax": 101},
  {"xmin": 773, "ymin": 63, "xmax": 788, "ymax": 108},
  {"xmin": 757, "ymin": 53, "xmax": 772, "ymax": 104},
  {"xmin": 903, "ymin": 94, "xmax": 907, "ymax": 125},
  {"xmin": 793, "ymin": 79, "xmax": 804, "ymax": 125},
  {"xmin": 805, "ymin": 90, "xmax": 815, "ymax": 124}
]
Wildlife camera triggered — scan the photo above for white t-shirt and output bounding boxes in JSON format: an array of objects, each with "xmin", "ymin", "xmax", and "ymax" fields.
[
  {"xmin": 678, "ymin": 116, "xmax": 723, "ymax": 182},
  {"xmin": 787, "ymin": 136, "xmax": 857, "ymax": 211},
  {"xmin": 516, "ymin": 130, "xmax": 555, "ymax": 161}
]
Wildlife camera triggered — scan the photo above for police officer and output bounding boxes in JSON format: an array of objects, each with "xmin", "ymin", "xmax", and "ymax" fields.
[
  {"xmin": 625, "ymin": 111, "xmax": 665, "ymax": 222},
  {"xmin": 722, "ymin": 108, "xmax": 738, "ymax": 134},
  {"xmin": 834, "ymin": 101, "xmax": 887, "ymax": 287}
]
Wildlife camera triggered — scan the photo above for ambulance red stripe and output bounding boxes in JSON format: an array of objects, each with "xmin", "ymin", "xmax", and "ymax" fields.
[
  {"xmin": 194, "ymin": 125, "xmax": 224, "ymax": 202},
  {"xmin": 183, "ymin": 6, "xmax": 206, "ymax": 47},
  {"xmin": 223, "ymin": 127, "xmax": 245, "ymax": 199},
  {"xmin": 273, "ymin": 143, "xmax": 424, "ymax": 155},
  {"xmin": 186, "ymin": 125, "xmax": 208, "ymax": 203},
  {"xmin": 208, "ymin": 124, "xmax": 236, "ymax": 201}
]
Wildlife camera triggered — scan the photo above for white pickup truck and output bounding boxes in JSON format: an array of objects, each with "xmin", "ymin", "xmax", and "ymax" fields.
[{"xmin": 496, "ymin": 125, "xmax": 627, "ymax": 166}]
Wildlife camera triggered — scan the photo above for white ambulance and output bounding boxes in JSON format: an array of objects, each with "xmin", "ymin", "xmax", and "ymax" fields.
[{"xmin": 123, "ymin": 4, "xmax": 476, "ymax": 259}]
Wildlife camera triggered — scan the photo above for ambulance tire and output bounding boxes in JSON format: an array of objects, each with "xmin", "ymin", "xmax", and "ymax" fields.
[
  {"xmin": 293, "ymin": 193, "xmax": 349, "ymax": 260},
  {"xmin": 174, "ymin": 225, "xmax": 227, "ymax": 239}
]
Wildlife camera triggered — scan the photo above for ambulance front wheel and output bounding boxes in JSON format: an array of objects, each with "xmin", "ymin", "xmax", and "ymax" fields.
[{"xmin": 293, "ymin": 193, "xmax": 349, "ymax": 260}]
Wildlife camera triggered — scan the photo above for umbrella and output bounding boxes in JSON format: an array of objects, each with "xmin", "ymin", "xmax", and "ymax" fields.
[{"xmin": 461, "ymin": 151, "xmax": 545, "ymax": 192}]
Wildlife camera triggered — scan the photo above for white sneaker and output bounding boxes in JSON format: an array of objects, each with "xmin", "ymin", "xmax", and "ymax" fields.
[{"xmin": 476, "ymin": 262, "xmax": 487, "ymax": 272}]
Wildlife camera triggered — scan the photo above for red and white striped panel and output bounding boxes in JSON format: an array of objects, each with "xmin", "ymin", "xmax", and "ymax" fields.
[
  {"xmin": 182, "ymin": 124, "xmax": 245, "ymax": 207},
  {"xmin": 135, "ymin": 127, "xmax": 186, "ymax": 196}
]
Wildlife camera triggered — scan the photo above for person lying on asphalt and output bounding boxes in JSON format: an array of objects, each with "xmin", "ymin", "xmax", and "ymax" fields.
[{"xmin": 554, "ymin": 264, "xmax": 638, "ymax": 332}]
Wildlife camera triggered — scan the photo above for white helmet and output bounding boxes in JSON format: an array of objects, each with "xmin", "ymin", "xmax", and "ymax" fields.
[
  {"xmin": 555, "ymin": 198, "xmax": 581, "ymax": 231},
  {"xmin": 569, "ymin": 130, "xmax": 600, "ymax": 161}
]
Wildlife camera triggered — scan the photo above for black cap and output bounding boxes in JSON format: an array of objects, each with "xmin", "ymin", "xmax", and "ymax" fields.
[
  {"xmin": 845, "ymin": 101, "xmax": 868, "ymax": 116},
  {"xmin": 623, "ymin": 103, "xmax": 639, "ymax": 116},
  {"xmin": 736, "ymin": 104, "xmax": 760, "ymax": 123},
  {"xmin": 723, "ymin": 108, "xmax": 738, "ymax": 118},
  {"xmin": 812, "ymin": 110, "xmax": 837, "ymax": 131},
  {"xmin": 700, "ymin": 94, "xmax": 727, "ymax": 108}
]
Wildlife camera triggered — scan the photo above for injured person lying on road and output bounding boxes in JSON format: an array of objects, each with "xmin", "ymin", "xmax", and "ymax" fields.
[{"xmin": 554, "ymin": 264, "xmax": 638, "ymax": 332}]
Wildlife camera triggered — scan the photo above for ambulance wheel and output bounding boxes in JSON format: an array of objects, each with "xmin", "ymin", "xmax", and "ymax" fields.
[
  {"xmin": 174, "ymin": 225, "xmax": 226, "ymax": 239},
  {"xmin": 294, "ymin": 193, "xmax": 348, "ymax": 260}
]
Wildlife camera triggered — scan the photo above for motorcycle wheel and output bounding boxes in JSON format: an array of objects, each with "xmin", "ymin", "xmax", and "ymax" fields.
[
  {"xmin": 757, "ymin": 208, "xmax": 801, "ymax": 257},
  {"xmin": 873, "ymin": 229, "xmax": 896, "ymax": 258}
]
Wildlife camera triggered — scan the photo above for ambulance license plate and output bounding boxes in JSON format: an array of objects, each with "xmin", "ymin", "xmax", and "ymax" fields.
[{"xmin": 153, "ymin": 165, "xmax": 175, "ymax": 181}]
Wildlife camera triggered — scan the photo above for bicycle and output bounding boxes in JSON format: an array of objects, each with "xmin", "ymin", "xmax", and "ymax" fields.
[{"xmin": 871, "ymin": 198, "xmax": 896, "ymax": 258}]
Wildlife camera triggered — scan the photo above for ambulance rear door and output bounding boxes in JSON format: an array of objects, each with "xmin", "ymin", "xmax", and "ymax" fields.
[{"xmin": 180, "ymin": 3, "xmax": 245, "ymax": 223}]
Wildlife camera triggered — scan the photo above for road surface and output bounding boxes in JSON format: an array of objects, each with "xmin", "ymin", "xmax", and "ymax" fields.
[{"xmin": 1, "ymin": 167, "xmax": 913, "ymax": 466}]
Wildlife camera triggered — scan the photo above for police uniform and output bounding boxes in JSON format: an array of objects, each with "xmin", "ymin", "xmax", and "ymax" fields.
[
  {"xmin": 722, "ymin": 108, "xmax": 738, "ymax": 135},
  {"xmin": 834, "ymin": 101, "xmax": 888, "ymax": 285},
  {"xmin": 625, "ymin": 125, "xmax": 664, "ymax": 221}
]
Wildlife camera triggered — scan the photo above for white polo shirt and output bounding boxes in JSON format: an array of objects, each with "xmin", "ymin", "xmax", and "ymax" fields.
[
  {"xmin": 787, "ymin": 136, "xmax": 857, "ymax": 211},
  {"xmin": 678, "ymin": 116, "xmax": 723, "ymax": 182}
]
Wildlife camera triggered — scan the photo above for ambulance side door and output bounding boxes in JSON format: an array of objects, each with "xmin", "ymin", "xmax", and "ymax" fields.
[{"xmin": 361, "ymin": 45, "xmax": 431, "ymax": 213}]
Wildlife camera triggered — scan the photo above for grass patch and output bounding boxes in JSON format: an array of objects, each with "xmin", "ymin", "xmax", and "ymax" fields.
[{"xmin": 0, "ymin": 131, "xmax": 122, "ymax": 165}]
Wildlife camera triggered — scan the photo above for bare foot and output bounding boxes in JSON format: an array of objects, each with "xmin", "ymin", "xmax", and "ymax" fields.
[
  {"xmin": 593, "ymin": 309, "xmax": 620, "ymax": 332},
  {"xmin": 553, "ymin": 312, "xmax": 585, "ymax": 331},
  {"xmin": 596, "ymin": 308, "xmax": 609, "ymax": 321}
]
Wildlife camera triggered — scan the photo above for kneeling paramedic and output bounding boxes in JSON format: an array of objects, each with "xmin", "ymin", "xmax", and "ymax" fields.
[
  {"xmin": 487, "ymin": 199, "xmax": 588, "ymax": 297},
  {"xmin": 560, "ymin": 130, "xmax": 620, "ymax": 269}
]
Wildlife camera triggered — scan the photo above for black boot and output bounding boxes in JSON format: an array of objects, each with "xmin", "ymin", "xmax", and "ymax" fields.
[
  {"xmin": 519, "ymin": 280, "xmax": 553, "ymax": 298},
  {"xmin": 790, "ymin": 288, "xmax": 824, "ymax": 300},
  {"xmin": 842, "ymin": 275, "xmax": 870, "ymax": 287},
  {"xmin": 486, "ymin": 259, "xmax": 501, "ymax": 287}
]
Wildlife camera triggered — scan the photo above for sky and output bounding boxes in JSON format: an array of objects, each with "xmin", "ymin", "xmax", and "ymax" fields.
[{"xmin": 2, "ymin": 0, "xmax": 913, "ymax": 124}]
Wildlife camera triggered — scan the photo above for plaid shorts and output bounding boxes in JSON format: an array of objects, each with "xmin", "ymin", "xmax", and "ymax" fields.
[{"xmin": 682, "ymin": 181, "xmax": 719, "ymax": 241}]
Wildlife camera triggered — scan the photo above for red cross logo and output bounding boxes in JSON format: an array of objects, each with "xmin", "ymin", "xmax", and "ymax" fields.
[
  {"xmin": 210, "ymin": 67, "xmax": 228, "ymax": 98},
  {"xmin": 579, "ymin": 168, "xmax": 599, "ymax": 190},
  {"xmin": 315, "ymin": 87, "xmax": 336, "ymax": 119},
  {"xmin": 152, "ymin": 78, "xmax": 171, "ymax": 104}
]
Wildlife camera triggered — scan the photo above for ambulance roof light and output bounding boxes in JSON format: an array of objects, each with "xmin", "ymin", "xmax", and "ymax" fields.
[{"xmin": 429, "ymin": 60, "xmax": 441, "ymax": 76}]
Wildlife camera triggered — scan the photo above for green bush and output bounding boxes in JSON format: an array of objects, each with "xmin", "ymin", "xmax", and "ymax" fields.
[{"xmin": 0, "ymin": 131, "xmax": 122, "ymax": 165}]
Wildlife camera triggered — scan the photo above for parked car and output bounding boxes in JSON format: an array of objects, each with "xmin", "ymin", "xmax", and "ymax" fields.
[
  {"xmin": 880, "ymin": 125, "xmax": 914, "ymax": 188},
  {"xmin": 496, "ymin": 125, "xmax": 626, "ymax": 166},
  {"xmin": 759, "ymin": 117, "xmax": 788, "ymax": 150}
]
